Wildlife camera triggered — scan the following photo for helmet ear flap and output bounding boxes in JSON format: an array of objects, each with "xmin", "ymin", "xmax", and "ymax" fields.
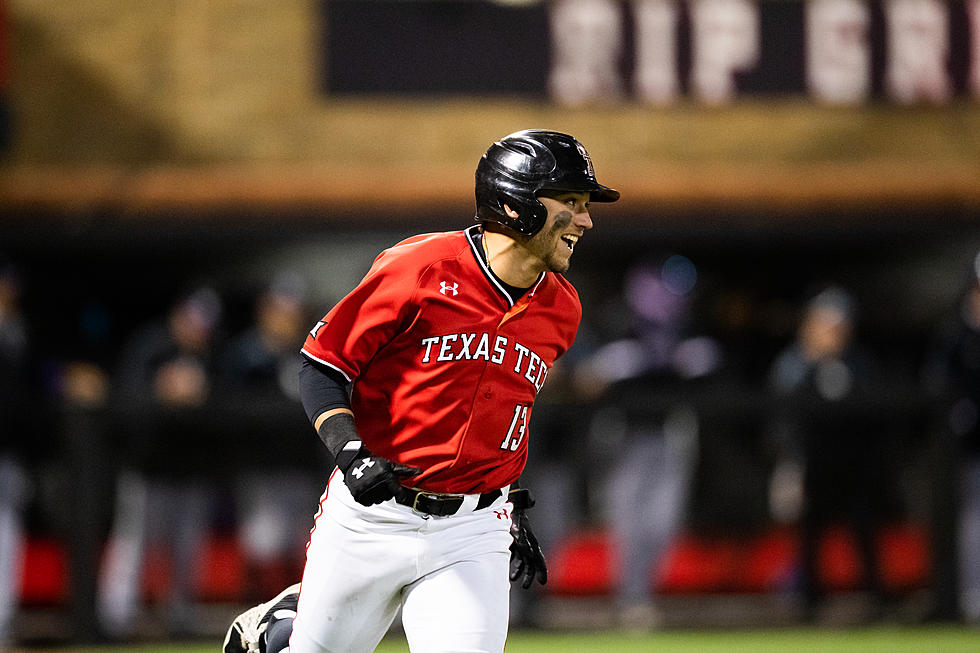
[{"xmin": 496, "ymin": 191, "xmax": 547, "ymax": 236}]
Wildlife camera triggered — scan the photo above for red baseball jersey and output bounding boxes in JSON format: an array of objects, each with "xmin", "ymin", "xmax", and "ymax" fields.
[{"xmin": 301, "ymin": 226, "xmax": 582, "ymax": 494}]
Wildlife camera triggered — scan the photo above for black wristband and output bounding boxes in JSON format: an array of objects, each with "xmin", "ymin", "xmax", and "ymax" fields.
[
  {"xmin": 314, "ymin": 411, "xmax": 363, "ymax": 470},
  {"xmin": 335, "ymin": 439, "xmax": 365, "ymax": 472}
]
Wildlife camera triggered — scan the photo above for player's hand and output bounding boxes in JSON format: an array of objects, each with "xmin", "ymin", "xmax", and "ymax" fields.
[
  {"xmin": 509, "ymin": 491, "xmax": 547, "ymax": 589},
  {"xmin": 340, "ymin": 450, "xmax": 421, "ymax": 506}
]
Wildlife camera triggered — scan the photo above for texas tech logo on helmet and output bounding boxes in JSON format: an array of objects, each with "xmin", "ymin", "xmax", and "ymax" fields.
[{"xmin": 576, "ymin": 144, "xmax": 594, "ymax": 177}]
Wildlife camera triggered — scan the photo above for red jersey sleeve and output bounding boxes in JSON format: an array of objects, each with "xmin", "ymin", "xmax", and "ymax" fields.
[{"xmin": 301, "ymin": 243, "xmax": 423, "ymax": 380}]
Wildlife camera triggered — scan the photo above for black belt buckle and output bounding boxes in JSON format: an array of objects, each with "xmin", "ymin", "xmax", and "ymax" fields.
[{"xmin": 412, "ymin": 491, "xmax": 464, "ymax": 516}]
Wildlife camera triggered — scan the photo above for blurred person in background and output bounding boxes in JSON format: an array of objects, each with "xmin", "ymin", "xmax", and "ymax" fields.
[
  {"xmin": 0, "ymin": 256, "xmax": 29, "ymax": 649},
  {"xmin": 220, "ymin": 271, "xmax": 324, "ymax": 601},
  {"xmin": 921, "ymin": 252, "xmax": 980, "ymax": 625},
  {"xmin": 574, "ymin": 254, "xmax": 723, "ymax": 628},
  {"xmin": 767, "ymin": 285, "xmax": 893, "ymax": 622},
  {"xmin": 57, "ymin": 300, "xmax": 115, "ymax": 645},
  {"xmin": 97, "ymin": 286, "xmax": 224, "ymax": 639},
  {"xmin": 505, "ymin": 348, "xmax": 593, "ymax": 627}
]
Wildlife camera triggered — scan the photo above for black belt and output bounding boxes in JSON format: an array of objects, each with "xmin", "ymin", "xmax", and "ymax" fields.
[{"xmin": 395, "ymin": 488, "xmax": 503, "ymax": 516}]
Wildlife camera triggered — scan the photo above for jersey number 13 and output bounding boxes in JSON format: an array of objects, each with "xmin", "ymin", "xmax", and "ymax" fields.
[{"xmin": 500, "ymin": 403, "xmax": 531, "ymax": 452}]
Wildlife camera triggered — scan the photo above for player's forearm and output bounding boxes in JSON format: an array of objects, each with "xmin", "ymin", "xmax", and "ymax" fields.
[
  {"xmin": 313, "ymin": 407, "xmax": 352, "ymax": 433},
  {"xmin": 299, "ymin": 357, "xmax": 362, "ymax": 467},
  {"xmin": 315, "ymin": 409, "xmax": 364, "ymax": 470}
]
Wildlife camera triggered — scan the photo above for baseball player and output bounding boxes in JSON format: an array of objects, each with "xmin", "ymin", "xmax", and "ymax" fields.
[{"xmin": 223, "ymin": 129, "xmax": 619, "ymax": 653}]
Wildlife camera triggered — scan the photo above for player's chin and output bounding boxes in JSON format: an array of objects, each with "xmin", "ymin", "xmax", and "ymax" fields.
[{"xmin": 546, "ymin": 251, "xmax": 573, "ymax": 274}]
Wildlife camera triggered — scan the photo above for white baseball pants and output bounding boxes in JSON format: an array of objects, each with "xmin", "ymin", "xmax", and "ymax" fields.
[{"xmin": 288, "ymin": 470, "xmax": 514, "ymax": 653}]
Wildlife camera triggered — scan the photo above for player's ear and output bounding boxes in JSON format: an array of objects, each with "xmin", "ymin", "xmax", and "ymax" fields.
[{"xmin": 502, "ymin": 204, "xmax": 520, "ymax": 220}]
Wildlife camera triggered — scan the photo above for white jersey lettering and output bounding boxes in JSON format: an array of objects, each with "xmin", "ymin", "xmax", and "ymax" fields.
[
  {"xmin": 456, "ymin": 332, "xmax": 476, "ymax": 360},
  {"xmin": 492, "ymin": 336, "xmax": 508, "ymax": 365},
  {"xmin": 534, "ymin": 364, "xmax": 549, "ymax": 392},
  {"xmin": 420, "ymin": 336, "xmax": 440, "ymax": 363},
  {"xmin": 473, "ymin": 332, "xmax": 491, "ymax": 360},
  {"xmin": 437, "ymin": 334, "xmax": 458, "ymax": 362},
  {"xmin": 524, "ymin": 351, "xmax": 541, "ymax": 384},
  {"xmin": 513, "ymin": 343, "xmax": 530, "ymax": 373},
  {"xmin": 418, "ymin": 332, "xmax": 550, "ymax": 392}
]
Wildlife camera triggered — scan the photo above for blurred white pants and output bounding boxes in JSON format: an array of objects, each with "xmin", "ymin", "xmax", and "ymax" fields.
[
  {"xmin": 0, "ymin": 456, "xmax": 29, "ymax": 645},
  {"xmin": 961, "ymin": 456, "xmax": 980, "ymax": 623},
  {"xmin": 96, "ymin": 470, "xmax": 212, "ymax": 637}
]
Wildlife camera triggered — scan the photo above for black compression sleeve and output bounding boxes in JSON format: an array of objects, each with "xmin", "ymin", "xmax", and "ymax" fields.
[{"xmin": 299, "ymin": 356, "xmax": 352, "ymax": 424}]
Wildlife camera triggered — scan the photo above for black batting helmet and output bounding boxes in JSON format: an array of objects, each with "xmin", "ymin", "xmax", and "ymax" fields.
[{"xmin": 475, "ymin": 129, "xmax": 620, "ymax": 236}]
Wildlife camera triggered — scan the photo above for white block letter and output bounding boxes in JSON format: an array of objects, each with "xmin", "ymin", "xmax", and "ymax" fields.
[
  {"xmin": 806, "ymin": 0, "xmax": 871, "ymax": 104},
  {"xmin": 548, "ymin": 0, "xmax": 624, "ymax": 105},
  {"xmin": 884, "ymin": 0, "xmax": 952, "ymax": 104},
  {"xmin": 689, "ymin": 0, "xmax": 760, "ymax": 104},
  {"xmin": 632, "ymin": 0, "xmax": 681, "ymax": 104}
]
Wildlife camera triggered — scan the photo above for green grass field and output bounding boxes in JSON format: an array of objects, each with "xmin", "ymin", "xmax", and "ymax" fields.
[{"xmin": 25, "ymin": 626, "xmax": 980, "ymax": 653}]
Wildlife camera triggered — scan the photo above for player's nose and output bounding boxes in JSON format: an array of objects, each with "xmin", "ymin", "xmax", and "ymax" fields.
[{"xmin": 575, "ymin": 208, "xmax": 594, "ymax": 231}]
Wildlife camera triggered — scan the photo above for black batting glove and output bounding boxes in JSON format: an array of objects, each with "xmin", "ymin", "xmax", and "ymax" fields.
[
  {"xmin": 338, "ymin": 444, "xmax": 420, "ymax": 507},
  {"xmin": 508, "ymin": 488, "xmax": 547, "ymax": 589}
]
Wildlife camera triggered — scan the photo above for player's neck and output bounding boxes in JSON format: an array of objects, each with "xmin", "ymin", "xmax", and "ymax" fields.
[{"xmin": 482, "ymin": 229, "xmax": 542, "ymax": 289}]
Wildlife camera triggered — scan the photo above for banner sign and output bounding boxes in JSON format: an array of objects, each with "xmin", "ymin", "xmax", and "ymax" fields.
[{"xmin": 321, "ymin": 0, "xmax": 978, "ymax": 105}]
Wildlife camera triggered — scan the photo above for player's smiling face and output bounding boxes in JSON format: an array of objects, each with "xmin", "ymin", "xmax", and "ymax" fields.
[{"xmin": 527, "ymin": 190, "xmax": 593, "ymax": 274}]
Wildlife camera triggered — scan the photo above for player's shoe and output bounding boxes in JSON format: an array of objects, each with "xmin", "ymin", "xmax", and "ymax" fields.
[{"xmin": 222, "ymin": 583, "xmax": 300, "ymax": 653}]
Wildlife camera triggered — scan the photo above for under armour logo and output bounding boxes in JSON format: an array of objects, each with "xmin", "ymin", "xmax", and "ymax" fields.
[
  {"xmin": 493, "ymin": 508, "xmax": 511, "ymax": 521},
  {"xmin": 440, "ymin": 281, "xmax": 459, "ymax": 296},
  {"xmin": 352, "ymin": 458, "xmax": 375, "ymax": 479}
]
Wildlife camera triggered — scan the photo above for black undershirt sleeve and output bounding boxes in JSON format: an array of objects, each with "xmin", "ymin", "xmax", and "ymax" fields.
[{"xmin": 299, "ymin": 356, "xmax": 351, "ymax": 423}]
